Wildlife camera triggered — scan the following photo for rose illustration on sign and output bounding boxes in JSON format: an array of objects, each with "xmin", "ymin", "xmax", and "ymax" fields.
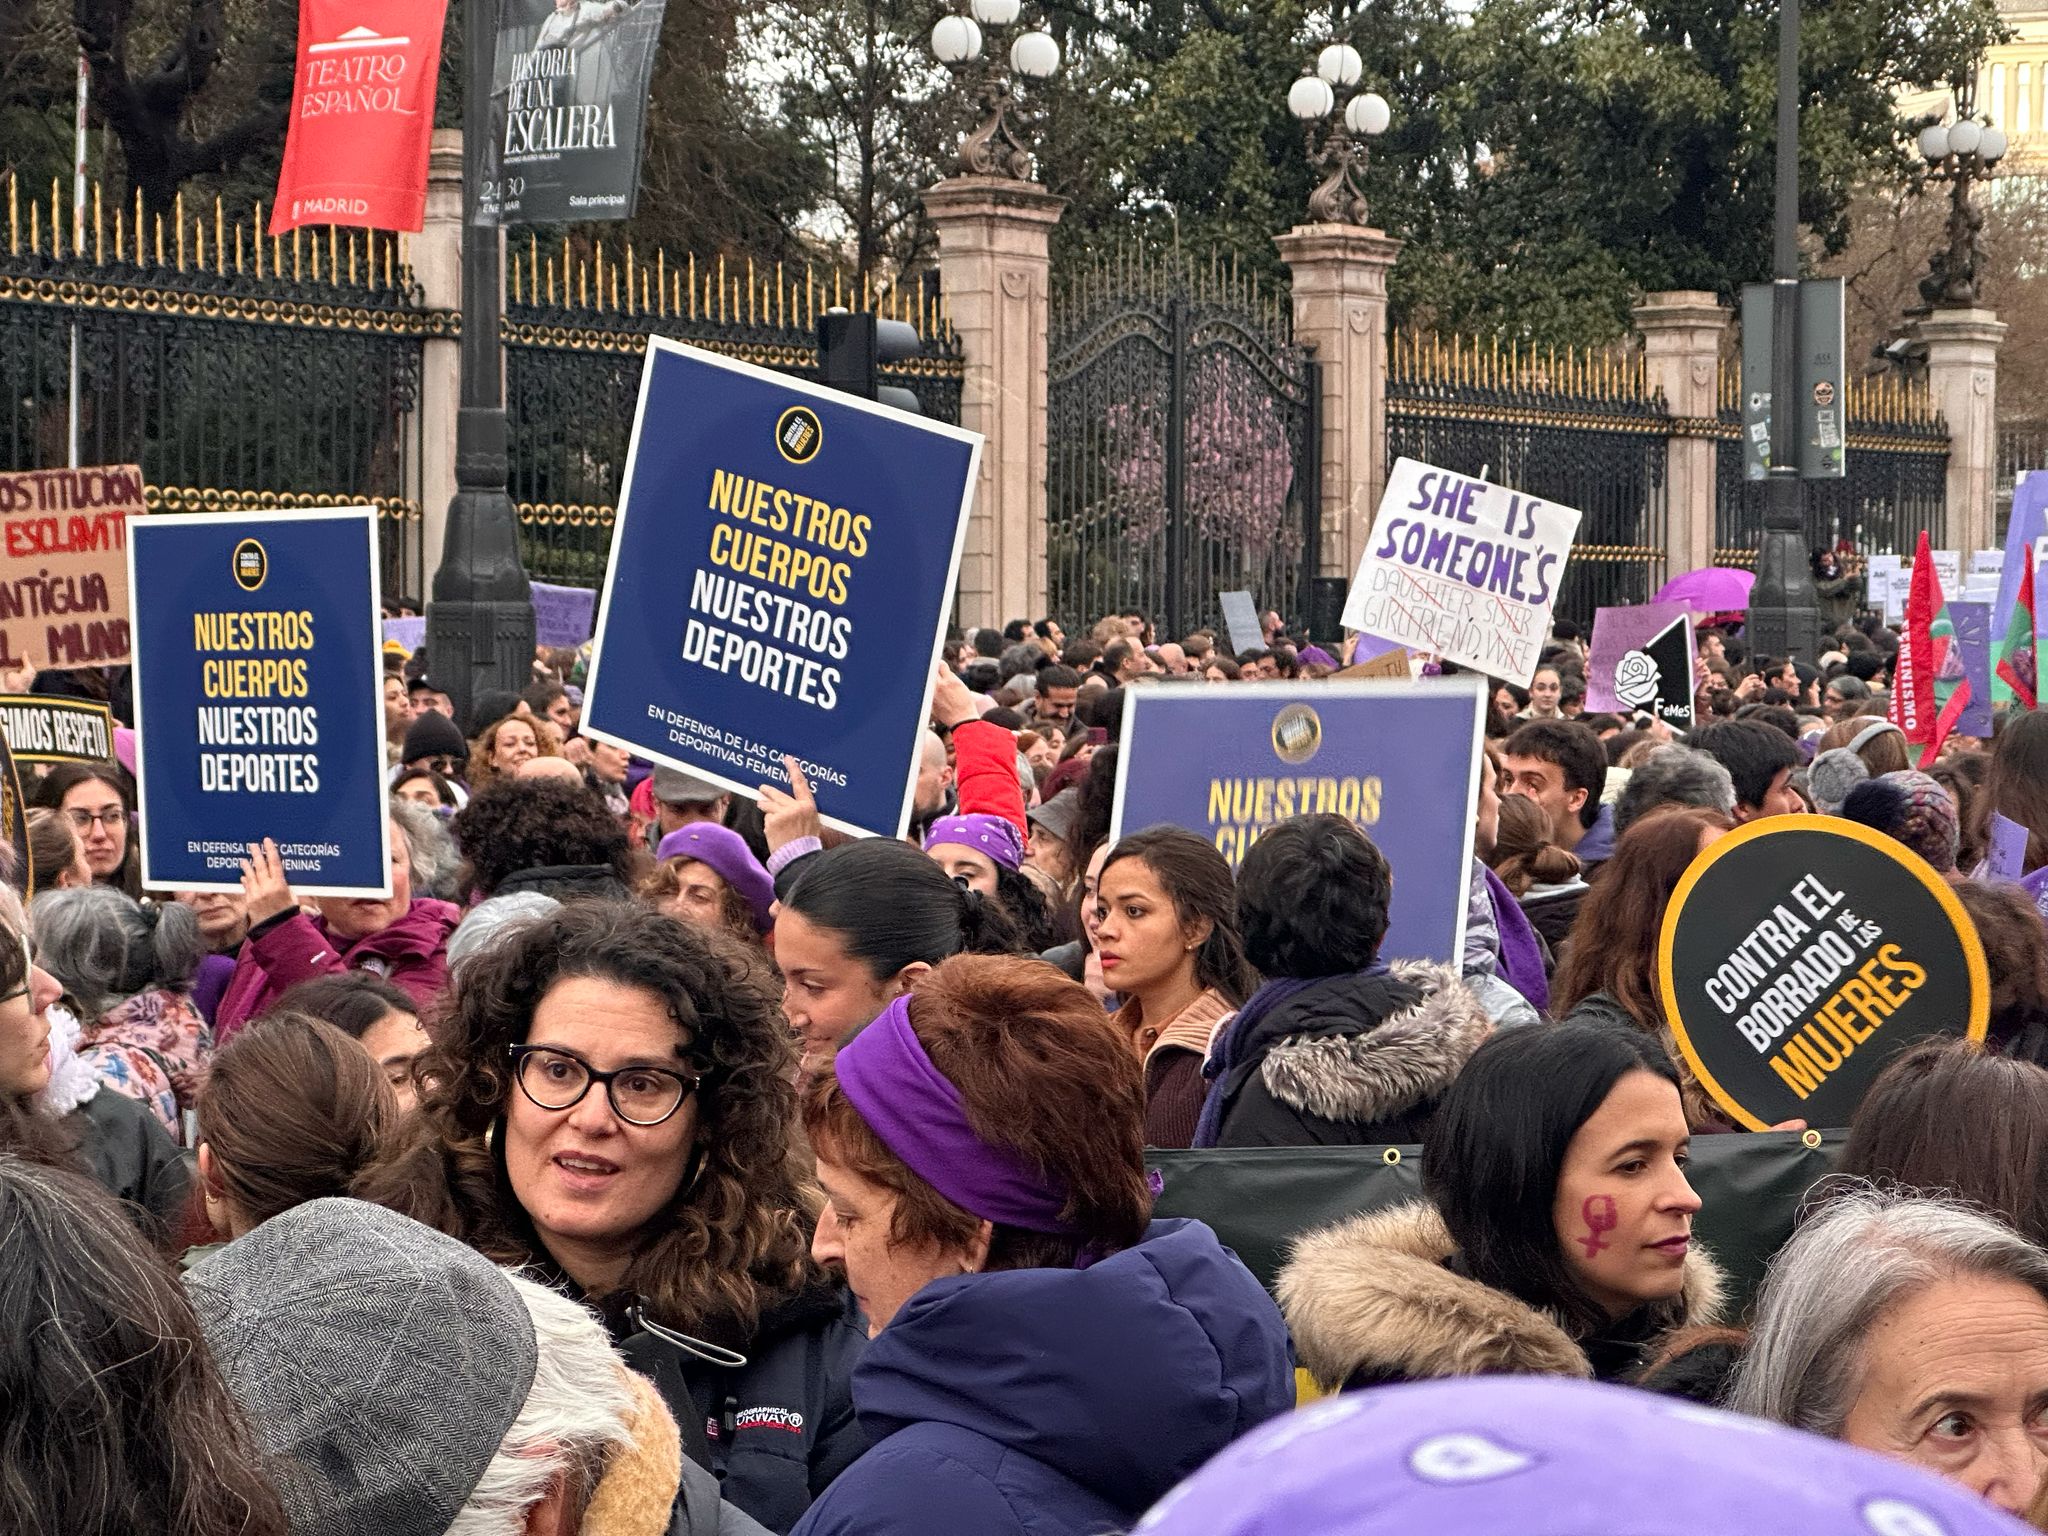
[{"xmin": 1613, "ymin": 649, "xmax": 1659, "ymax": 710}]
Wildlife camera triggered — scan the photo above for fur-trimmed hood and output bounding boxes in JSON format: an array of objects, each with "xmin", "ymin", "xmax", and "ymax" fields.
[
  {"xmin": 1252, "ymin": 961, "xmax": 1492, "ymax": 1126},
  {"xmin": 1276, "ymin": 1201, "xmax": 1727, "ymax": 1391}
]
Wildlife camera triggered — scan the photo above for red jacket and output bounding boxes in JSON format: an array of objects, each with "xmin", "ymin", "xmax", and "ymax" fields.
[
  {"xmin": 213, "ymin": 898, "xmax": 461, "ymax": 1042},
  {"xmin": 949, "ymin": 719, "xmax": 1027, "ymax": 837}
]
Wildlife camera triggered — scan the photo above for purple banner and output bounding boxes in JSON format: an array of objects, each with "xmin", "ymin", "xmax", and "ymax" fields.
[
  {"xmin": 1950, "ymin": 599, "xmax": 1994, "ymax": 739},
  {"xmin": 532, "ymin": 581, "xmax": 598, "ymax": 649}
]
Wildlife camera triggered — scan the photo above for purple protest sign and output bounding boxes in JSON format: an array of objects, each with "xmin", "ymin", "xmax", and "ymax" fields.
[
  {"xmin": 1586, "ymin": 603, "xmax": 1694, "ymax": 727},
  {"xmin": 382, "ymin": 616, "xmax": 426, "ymax": 653},
  {"xmin": 1989, "ymin": 812, "xmax": 2031, "ymax": 882},
  {"xmin": 531, "ymin": 581, "xmax": 598, "ymax": 649},
  {"xmin": 1948, "ymin": 599, "xmax": 1994, "ymax": 739}
]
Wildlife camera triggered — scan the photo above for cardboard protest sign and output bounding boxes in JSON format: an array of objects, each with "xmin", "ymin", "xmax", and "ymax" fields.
[
  {"xmin": 1585, "ymin": 603, "xmax": 1694, "ymax": 729},
  {"xmin": 0, "ymin": 695, "xmax": 115, "ymax": 765},
  {"xmin": 1219, "ymin": 591, "xmax": 1262, "ymax": 657},
  {"xmin": 128, "ymin": 509, "xmax": 391, "ymax": 896},
  {"xmin": 580, "ymin": 340, "xmax": 980, "ymax": 839},
  {"xmin": 0, "ymin": 465, "xmax": 140, "ymax": 673},
  {"xmin": 1341, "ymin": 458, "xmax": 1581, "ymax": 685},
  {"xmin": 1335, "ymin": 649, "xmax": 1413, "ymax": 681},
  {"xmin": 1659, "ymin": 818, "xmax": 1986, "ymax": 1131},
  {"xmin": 1111, "ymin": 678, "xmax": 1484, "ymax": 964},
  {"xmin": 532, "ymin": 581, "xmax": 598, "ymax": 648}
]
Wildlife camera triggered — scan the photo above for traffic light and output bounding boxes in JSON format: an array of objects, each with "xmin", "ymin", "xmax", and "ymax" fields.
[{"xmin": 815, "ymin": 308, "xmax": 924, "ymax": 416}]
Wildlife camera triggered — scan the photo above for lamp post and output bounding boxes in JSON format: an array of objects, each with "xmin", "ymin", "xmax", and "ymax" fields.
[
  {"xmin": 1748, "ymin": 0, "xmax": 1820, "ymax": 665},
  {"xmin": 1916, "ymin": 97, "xmax": 2007, "ymax": 311},
  {"xmin": 931, "ymin": 0, "xmax": 1060, "ymax": 181},
  {"xmin": 1286, "ymin": 43, "xmax": 1391, "ymax": 226},
  {"xmin": 425, "ymin": 0, "xmax": 536, "ymax": 731}
]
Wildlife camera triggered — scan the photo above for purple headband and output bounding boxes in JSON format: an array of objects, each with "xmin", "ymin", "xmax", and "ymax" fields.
[
  {"xmin": 834, "ymin": 995, "xmax": 1075, "ymax": 1234},
  {"xmin": 922, "ymin": 813, "xmax": 1024, "ymax": 872}
]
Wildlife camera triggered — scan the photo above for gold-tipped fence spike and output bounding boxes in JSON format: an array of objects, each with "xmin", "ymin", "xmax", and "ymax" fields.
[
  {"xmin": 50, "ymin": 178, "xmax": 63, "ymax": 261},
  {"xmin": 593, "ymin": 241, "xmax": 605, "ymax": 309},
  {"xmin": 214, "ymin": 197, "xmax": 225, "ymax": 273},
  {"xmin": 28, "ymin": 198, "xmax": 39, "ymax": 259},
  {"xmin": 173, "ymin": 193, "xmax": 183, "ymax": 270},
  {"xmin": 687, "ymin": 252, "xmax": 697, "ymax": 319},
  {"xmin": 7, "ymin": 175, "xmax": 18, "ymax": 256},
  {"xmin": 656, "ymin": 249, "xmax": 666, "ymax": 317}
]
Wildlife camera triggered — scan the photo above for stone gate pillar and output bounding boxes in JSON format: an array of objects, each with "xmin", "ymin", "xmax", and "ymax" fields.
[{"xmin": 1634, "ymin": 291, "xmax": 1730, "ymax": 584}]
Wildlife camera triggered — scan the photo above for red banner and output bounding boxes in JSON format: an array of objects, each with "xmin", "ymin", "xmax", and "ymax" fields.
[
  {"xmin": 1892, "ymin": 529, "xmax": 1938, "ymax": 743},
  {"xmin": 271, "ymin": 0, "xmax": 447, "ymax": 235}
]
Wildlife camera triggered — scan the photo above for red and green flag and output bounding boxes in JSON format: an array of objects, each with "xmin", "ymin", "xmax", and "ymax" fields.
[{"xmin": 1996, "ymin": 544, "xmax": 2039, "ymax": 711}]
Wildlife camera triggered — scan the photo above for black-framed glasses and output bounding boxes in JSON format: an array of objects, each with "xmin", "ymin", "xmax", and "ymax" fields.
[
  {"xmin": 508, "ymin": 1043, "xmax": 701, "ymax": 1127},
  {"xmin": 64, "ymin": 807, "xmax": 126, "ymax": 832}
]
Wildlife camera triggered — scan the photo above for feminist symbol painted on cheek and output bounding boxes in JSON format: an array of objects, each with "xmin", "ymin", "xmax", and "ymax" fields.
[{"xmin": 1578, "ymin": 1194, "xmax": 1618, "ymax": 1258}]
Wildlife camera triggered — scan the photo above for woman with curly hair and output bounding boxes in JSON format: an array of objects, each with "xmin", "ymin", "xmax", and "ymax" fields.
[
  {"xmin": 465, "ymin": 712, "xmax": 559, "ymax": 791},
  {"xmin": 450, "ymin": 775, "xmax": 637, "ymax": 903},
  {"xmin": 352, "ymin": 901, "xmax": 864, "ymax": 1534}
]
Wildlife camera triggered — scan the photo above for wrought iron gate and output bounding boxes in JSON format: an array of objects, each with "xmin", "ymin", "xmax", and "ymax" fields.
[{"xmin": 1045, "ymin": 256, "xmax": 1318, "ymax": 639}]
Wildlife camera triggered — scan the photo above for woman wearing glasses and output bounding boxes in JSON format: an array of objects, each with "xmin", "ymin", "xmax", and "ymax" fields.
[
  {"xmin": 355, "ymin": 901, "xmax": 864, "ymax": 1535},
  {"xmin": 32, "ymin": 762, "xmax": 139, "ymax": 896}
]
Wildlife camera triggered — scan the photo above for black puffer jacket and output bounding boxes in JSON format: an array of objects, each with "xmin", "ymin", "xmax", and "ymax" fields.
[
  {"xmin": 1209, "ymin": 961, "xmax": 1493, "ymax": 1148},
  {"xmin": 614, "ymin": 1279, "xmax": 869, "ymax": 1535},
  {"xmin": 71, "ymin": 1088, "xmax": 192, "ymax": 1239}
]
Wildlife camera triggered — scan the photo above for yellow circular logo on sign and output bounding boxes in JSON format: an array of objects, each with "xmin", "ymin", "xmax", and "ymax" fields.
[
  {"xmin": 1271, "ymin": 704, "xmax": 1322, "ymax": 765},
  {"xmin": 232, "ymin": 538, "xmax": 268, "ymax": 592},
  {"xmin": 776, "ymin": 406, "xmax": 823, "ymax": 465}
]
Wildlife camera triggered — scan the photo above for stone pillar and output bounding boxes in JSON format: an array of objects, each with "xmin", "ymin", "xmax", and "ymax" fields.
[
  {"xmin": 1916, "ymin": 306, "xmax": 2006, "ymax": 558},
  {"xmin": 411, "ymin": 129, "xmax": 466, "ymax": 593},
  {"xmin": 922, "ymin": 176, "xmax": 1065, "ymax": 632},
  {"xmin": 1633, "ymin": 291, "xmax": 1729, "ymax": 584},
  {"xmin": 1274, "ymin": 223, "xmax": 1403, "ymax": 579}
]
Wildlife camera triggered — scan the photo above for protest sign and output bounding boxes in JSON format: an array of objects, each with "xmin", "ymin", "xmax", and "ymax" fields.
[
  {"xmin": 0, "ymin": 727, "xmax": 25, "ymax": 897},
  {"xmin": 580, "ymin": 340, "xmax": 979, "ymax": 839},
  {"xmin": 1111, "ymin": 678, "xmax": 1484, "ymax": 964},
  {"xmin": 1948, "ymin": 599, "xmax": 1994, "ymax": 739},
  {"xmin": 0, "ymin": 464, "xmax": 139, "ymax": 673},
  {"xmin": 1341, "ymin": 458, "xmax": 1581, "ymax": 684},
  {"xmin": 474, "ymin": 0, "xmax": 669, "ymax": 225},
  {"xmin": 1659, "ymin": 818, "xmax": 1986, "ymax": 1131},
  {"xmin": 1585, "ymin": 602, "xmax": 1694, "ymax": 729},
  {"xmin": 1219, "ymin": 591, "xmax": 1262, "ymax": 657},
  {"xmin": 1988, "ymin": 813, "xmax": 2030, "ymax": 882},
  {"xmin": 1335, "ymin": 649, "xmax": 1413, "ymax": 681},
  {"xmin": 128, "ymin": 509, "xmax": 391, "ymax": 896},
  {"xmin": 532, "ymin": 581, "xmax": 598, "ymax": 648},
  {"xmin": 381, "ymin": 616, "xmax": 426, "ymax": 653},
  {"xmin": 1931, "ymin": 549, "xmax": 1962, "ymax": 593},
  {"xmin": 270, "ymin": 0, "xmax": 445, "ymax": 233},
  {"xmin": 1866, "ymin": 553, "xmax": 1904, "ymax": 625},
  {"xmin": 0, "ymin": 695, "xmax": 114, "ymax": 765}
]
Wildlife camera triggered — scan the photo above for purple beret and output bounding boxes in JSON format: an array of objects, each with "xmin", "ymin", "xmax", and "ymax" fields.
[{"xmin": 654, "ymin": 823, "xmax": 775, "ymax": 932}]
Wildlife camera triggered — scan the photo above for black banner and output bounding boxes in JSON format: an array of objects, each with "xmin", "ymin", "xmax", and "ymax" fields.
[
  {"xmin": 0, "ymin": 728, "xmax": 27, "ymax": 897},
  {"xmin": 0, "ymin": 694, "xmax": 116, "ymax": 765},
  {"xmin": 1152, "ymin": 1131, "xmax": 1842, "ymax": 1310},
  {"xmin": 474, "ymin": 0, "xmax": 669, "ymax": 226},
  {"xmin": 1659, "ymin": 818, "xmax": 1986, "ymax": 1131}
]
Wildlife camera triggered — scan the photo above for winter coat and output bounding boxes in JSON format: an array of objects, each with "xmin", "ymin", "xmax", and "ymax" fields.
[
  {"xmin": 1208, "ymin": 961, "xmax": 1494, "ymax": 1148},
  {"xmin": 582, "ymin": 1365, "xmax": 773, "ymax": 1536},
  {"xmin": 69, "ymin": 1086, "xmax": 193, "ymax": 1240},
  {"xmin": 788, "ymin": 1219, "xmax": 1294, "ymax": 1536},
  {"xmin": 1114, "ymin": 987, "xmax": 1236, "ymax": 1149},
  {"xmin": 75, "ymin": 985, "xmax": 211, "ymax": 1141},
  {"xmin": 950, "ymin": 719, "xmax": 1027, "ymax": 836},
  {"xmin": 1277, "ymin": 1201, "xmax": 1726, "ymax": 1391},
  {"xmin": 214, "ymin": 897, "xmax": 460, "ymax": 1040},
  {"xmin": 1573, "ymin": 803, "xmax": 1617, "ymax": 869},
  {"xmin": 492, "ymin": 862, "xmax": 635, "ymax": 903},
  {"xmin": 615, "ymin": 1279, "xmax": 869, "ymax": 1536},
  {"xmin": 1519, "ymin": 878, "xmax": 1588, "ymax": 963}
]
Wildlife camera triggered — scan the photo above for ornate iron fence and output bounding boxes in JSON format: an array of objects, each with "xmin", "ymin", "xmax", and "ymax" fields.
[
  {"xmin": 1387, "ymin": 335, "xmax": 1670, "ymax": 624},
  {"xmin": 1044, "ymin": 252, "xmax": 1319, "ymax": 639},
  {"xmin": 1712, "ymin": 369, "xmax": 1948, "ymax": 565},
  {"xmin": 505, "ymin": 241, "xmax": 965, "ymax": 586},
  {"xmin": 0, "ymin": 176, "xmax": 439, "ymax": 598}
]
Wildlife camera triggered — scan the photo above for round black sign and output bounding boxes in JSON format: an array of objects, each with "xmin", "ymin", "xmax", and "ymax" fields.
[
  {"xmin": 1658, "ymin": 817, "xmax": 1986, "ymax": 1131},
  {"xmin": 232, "ymin": 537, "xmax": 268, "ymax": 592},
  {"xmin": 775, "ymin": 406, "xmax": 823, "ymax": 465}
]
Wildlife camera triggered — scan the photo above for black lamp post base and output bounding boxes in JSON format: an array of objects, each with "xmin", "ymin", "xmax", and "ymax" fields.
[{"xmin": 1748, "ymin": 506, "xmax": 1822, "ymax": 663}]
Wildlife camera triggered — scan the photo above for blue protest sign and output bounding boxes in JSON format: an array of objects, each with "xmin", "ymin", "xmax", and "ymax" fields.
[
  {"xmin": 580, "ymin": 340, "xmax": 981, "ymax": 838},
  {"xmin": 1111, "ymin": 678, "xmax": 1485, "ymax": 963},
  {"xmin": 531, "ymin": 581, "xmax": 598, "ymax": 649},
  {"xmin": 128, "ymin": 508, "xmax": 391, "ymax": 896}
]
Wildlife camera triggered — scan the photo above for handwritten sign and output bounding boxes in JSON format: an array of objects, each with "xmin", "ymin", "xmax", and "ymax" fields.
[
  {"xmin": 1341, "ymin": 458, "xmax": 1581, "ymax": 685},
  {"xmin": 0, "ymin": 465, "xmax": 141, "ymax": 673}
]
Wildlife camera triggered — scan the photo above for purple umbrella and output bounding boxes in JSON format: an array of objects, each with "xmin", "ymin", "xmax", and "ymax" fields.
[
  {"xmin": 1136, "ymin": 1377, "xmax": 2033, "ymax": 1536},
  {"xmin": 1655, "ymin": 566, "xmax": 1756, "ymax": 610}
]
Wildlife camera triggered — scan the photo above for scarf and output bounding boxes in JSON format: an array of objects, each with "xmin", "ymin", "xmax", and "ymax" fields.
[{"xmin": 1189, "ymin": 973, "xmax": 1331, "ymax": 1148}]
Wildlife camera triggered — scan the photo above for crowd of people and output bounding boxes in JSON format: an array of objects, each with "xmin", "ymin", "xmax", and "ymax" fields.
[{"xmin": 8, "ymin": 589, "xmax": 2048, "ymax": 1536}]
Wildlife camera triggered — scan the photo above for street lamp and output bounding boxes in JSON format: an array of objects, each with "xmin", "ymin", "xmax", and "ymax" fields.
[
  {"xmin": 931, "ymin": 1, "xmax": 1060, "ymax": 181},
  {"xmin": 1916, "ymin": 94, "xmax": 2007, "ymax": 310},
  {"xmin": 425, "ymin": 0, "xmax": 536, "ymax": 729},
  {"xmin": 1287, "ymin": 42, "xmax": 1391, "ymax": 225}
]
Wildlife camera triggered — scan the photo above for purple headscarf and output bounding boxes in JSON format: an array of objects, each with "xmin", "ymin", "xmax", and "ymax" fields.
[
  {"xmin": 922, "ymin": 813, "xmax": 1025, "ymax": 872},
  {"xmin": 834, "ymin": 994, "xmax": 1075, "ymax": 1233}
]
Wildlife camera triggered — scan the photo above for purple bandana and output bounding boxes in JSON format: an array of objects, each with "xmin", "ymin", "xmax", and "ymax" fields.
[
  {"xmin": 922, "ymin": 813, "xmax": 1024, "ymax": 872},
  {"xmin": 834, "ymin": 994, "xmax": 1076, "ymax": 1233}
]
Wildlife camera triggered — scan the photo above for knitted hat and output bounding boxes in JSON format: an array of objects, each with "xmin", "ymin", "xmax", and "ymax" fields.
[
  {"xmin": 655, "ymin": 822, "xmax": 776, "ymax": 933},
  {"xmin": 1806, "ymin": 748, "xmax": 1871, "ymax": 816},
  {"xmin": 188, "ymin": 1199, "xmax": 538, "ymax": 1536},
  {"xmin": 1840, "ymin": 770, "xmax": 1960, "ymax": 874},
  {"xmin": 1135, "ymin": 1376, "xmax": 2030, "ymax": 1536},
  {"xmin": 402, "ymin": 710, "xmax": 469, "ymax": 767},
  {"xmin": 1028, "ymin": 787, "xmax": 1082, "ymax": 844}
]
